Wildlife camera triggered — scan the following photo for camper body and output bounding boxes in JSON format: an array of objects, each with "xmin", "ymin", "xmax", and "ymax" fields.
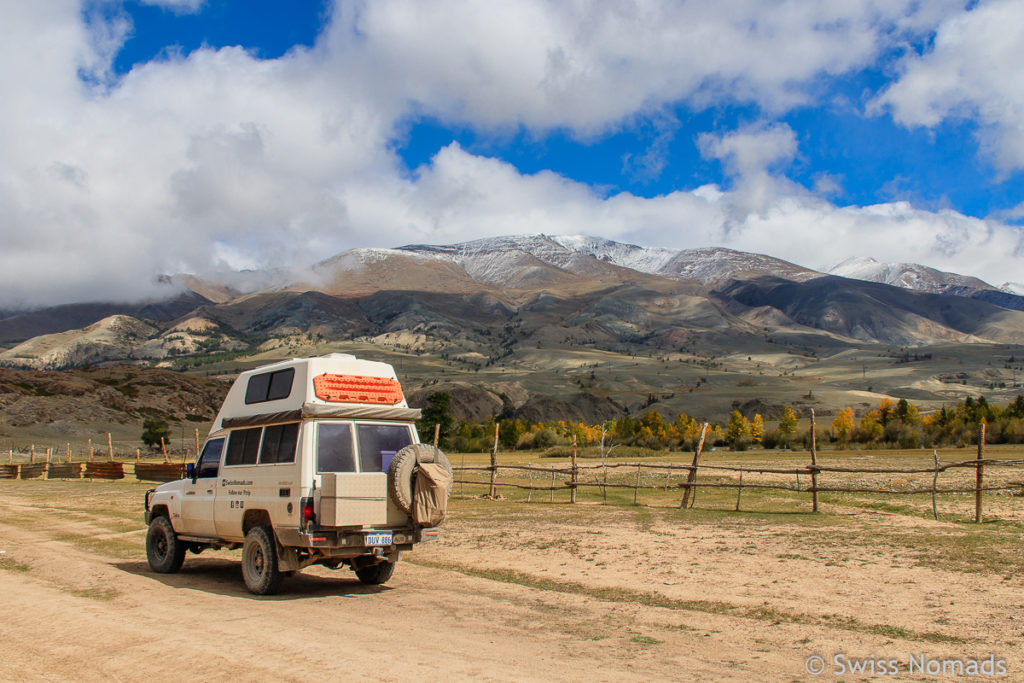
[{"xmin": 144, "ymin": 354, "xmax": 450, "ymax": 594}]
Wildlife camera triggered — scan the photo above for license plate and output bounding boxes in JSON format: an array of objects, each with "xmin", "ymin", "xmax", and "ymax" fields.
[{"xmin": 364, "ymin": 532, "xmax": 392, "ymax": 546}]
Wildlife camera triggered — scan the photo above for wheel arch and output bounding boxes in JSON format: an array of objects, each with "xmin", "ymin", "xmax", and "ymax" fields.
[{"xmin": 242, "ymin": 509, "xmax": 272, "ymax": 536}]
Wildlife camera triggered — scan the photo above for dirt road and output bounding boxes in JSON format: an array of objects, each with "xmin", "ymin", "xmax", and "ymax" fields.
[{"xmin": 1, "ymin": 481, "xmax": 1021, "ymax": 681}]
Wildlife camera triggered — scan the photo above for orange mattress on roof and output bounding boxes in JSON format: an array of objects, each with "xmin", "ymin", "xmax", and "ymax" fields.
[{"xmin": 313, "ymin": 374, "xmax": 405, "ymax": 405}]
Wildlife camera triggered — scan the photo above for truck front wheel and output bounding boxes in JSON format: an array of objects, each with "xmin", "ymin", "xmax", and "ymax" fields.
[
  {"xmin": 146, "ymin": 516, "xmax": 186, "ymax": 574},
  {"xmin": 242, "ymin": 525, "xmax": 283, "ymax": 595}
]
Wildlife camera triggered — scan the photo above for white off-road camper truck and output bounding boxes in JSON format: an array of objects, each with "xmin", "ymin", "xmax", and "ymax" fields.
[{"xmin": 144, "ymin": 354, "xmax": 452, "ymax": 595}]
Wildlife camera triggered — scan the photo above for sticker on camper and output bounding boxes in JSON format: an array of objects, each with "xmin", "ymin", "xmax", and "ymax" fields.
[{"xmin": 313, "ymin": 374, "xmax": 404, "ymax": 405}]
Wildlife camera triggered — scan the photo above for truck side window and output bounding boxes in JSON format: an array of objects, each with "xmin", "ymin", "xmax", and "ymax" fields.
[
  {"xmin": 225, "ymin": 427, "xmax": 262, "ymax": 466},
  {"xmin": 356, "ymin": 424, "xmax": 413, "ymax": 472},
  {"xmin": 259, "ymin": 423, "xmax": 299, "ymax": 464},
  {"xmin": 317, "ymin": 423, "xmax": 355, "ymax": 473},
  {"xmin": 196, "ymin": 438, "xmax": 224, "ymax": 478}
]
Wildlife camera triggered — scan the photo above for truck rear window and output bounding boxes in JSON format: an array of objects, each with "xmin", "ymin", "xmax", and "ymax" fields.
[
  {"xmin": 317, "ymin": 423, "xmax": 355, "ymax": 473},
  {"xmin": 356, "ymin": 424, "xmax": 413, "ymax": 472}
]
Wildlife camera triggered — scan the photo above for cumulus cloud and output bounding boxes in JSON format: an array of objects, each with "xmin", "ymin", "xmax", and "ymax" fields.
[
  {"xmin": 874, "ymin": 0, "xmax": 1024, "ymax": 170},
  {"xmin": 0, "ymin": 0, "xmax": 1017, "ymax": 309},
  {"xmin": 334, "ymin": 0, "xmax": 960, "ymax": 132}
]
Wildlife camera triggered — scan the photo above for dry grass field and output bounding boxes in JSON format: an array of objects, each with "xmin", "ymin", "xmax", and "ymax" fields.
[{"xmin": 1, "ymin": 448, "xmax": 1023, "ymax": 680}]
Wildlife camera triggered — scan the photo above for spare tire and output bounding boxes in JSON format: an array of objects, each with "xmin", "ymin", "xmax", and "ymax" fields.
[{"xmin": 388, "ymin": 443, "xmax": 453, "ymax": 513}]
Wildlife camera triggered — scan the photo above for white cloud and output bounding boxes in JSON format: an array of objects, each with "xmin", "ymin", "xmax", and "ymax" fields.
[
  {"xmin": 698, "ymin": 122, "xmax": 797, "ymax": 178},
  {"xmin": 334, "ymin": 0, "xmax": 959, "ymax": 133},
  {"xmin": 0, "ymin": 0, "xmax": 1018, "ymax": 310},
  {"xmin": 874, "ymin": 0, "xmax": 1024, "ymax": 169},
  {"xmin": 138, "ymin": 0, "xmax": 206, "ymax": 13}
]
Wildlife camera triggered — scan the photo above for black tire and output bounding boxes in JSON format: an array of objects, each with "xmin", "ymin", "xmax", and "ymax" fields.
[
  {"xmin": 387, "ymin": 443, "xmax": 453, "ymax": 513},
  {"xmin": 355, "ymin": 561, "xmax": 396, "ymax": 585},
  {"xmin": 241, "ymin": 526, "xmax": 283, "ymax": 595},
  {"xmin": 146, "ymin": 515, "xmax": 186, "ymax": 574}
]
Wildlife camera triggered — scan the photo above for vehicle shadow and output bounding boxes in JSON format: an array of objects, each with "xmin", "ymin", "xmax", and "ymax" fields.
[{"xmin": 113, "ymin": 559, "xmax": 395, "ymax": 600}]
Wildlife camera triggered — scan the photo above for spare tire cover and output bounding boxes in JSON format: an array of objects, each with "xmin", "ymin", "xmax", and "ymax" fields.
[{"xmin": 387, "ymin": 443, "xmax": 453, "ymax": 513}]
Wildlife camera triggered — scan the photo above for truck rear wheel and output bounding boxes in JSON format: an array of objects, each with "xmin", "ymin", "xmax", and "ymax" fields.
[
  {"xmin": 241, "ymin": 525, "xmax": 283, "ymax": 595},
  {"xmin": 146, "ymin": 516, "xmax": 186, "ymax": 574},
  {"xmin": 355, "ymin": 561, "xmax": 395, "ymax": 585},
  {"xmin": 387, "ymin": 443, "xmax": 453, "ymax": 513}
]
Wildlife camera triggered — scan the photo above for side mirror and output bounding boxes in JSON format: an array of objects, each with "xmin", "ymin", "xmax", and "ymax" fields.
[{"xmin": 186, "ymin": 463, "xmax": 196, "ymax": 480}]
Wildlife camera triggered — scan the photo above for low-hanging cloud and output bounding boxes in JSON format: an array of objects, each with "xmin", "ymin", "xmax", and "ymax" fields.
[{"xmin": 0, "ymin": 0, "xmax": 1019, "ymax": 310}]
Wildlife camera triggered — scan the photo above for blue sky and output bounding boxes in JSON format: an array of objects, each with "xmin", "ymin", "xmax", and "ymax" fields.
[{"xmin": 2, "ymin": 1, "xmax": 1024, "ymax": 306}]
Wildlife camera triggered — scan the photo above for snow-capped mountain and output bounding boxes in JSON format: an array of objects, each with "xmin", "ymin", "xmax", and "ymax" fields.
[
  {"xmin": 826, "ymin": 257, "xmax": 995, "ymax": 295},
  {"xmin": 6, "ymin": 233, "xmax": 1024, "ymax": 372},
  {"xmin": 396, "ymin": 234, "xmax": 817, "ymax": 287},
  {"xmin": 658, "ymin": 247, "xmax": 819, "ymax": 285}
]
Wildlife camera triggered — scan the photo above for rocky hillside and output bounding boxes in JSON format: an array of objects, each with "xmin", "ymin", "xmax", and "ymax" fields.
[{"xmin": 0, "ymin": 366, "xmax": 228, "ymax": 437}]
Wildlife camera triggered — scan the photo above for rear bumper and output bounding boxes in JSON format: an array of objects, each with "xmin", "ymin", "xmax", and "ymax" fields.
[{"xmin": 275, "ymin": 526, "xmax": 440, "ymax": 551}]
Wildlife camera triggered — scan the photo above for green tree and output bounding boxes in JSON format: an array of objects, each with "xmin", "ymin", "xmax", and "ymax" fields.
[
  {"xmin": 141, "ymin": 418, "xmax": 170, "ymax": 449},
  {"xmin": 417, "ymin": 392, "xmax": 455, "ymax": 449},
  {"xmin": 498, "ymin": 418, "xmax": 527, "ymax": 449}
]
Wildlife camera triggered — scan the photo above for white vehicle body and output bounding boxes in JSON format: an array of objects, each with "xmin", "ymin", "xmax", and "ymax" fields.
[{"xmin": 144, "ymin": 353, "xmax": 449, "ymax": 594}]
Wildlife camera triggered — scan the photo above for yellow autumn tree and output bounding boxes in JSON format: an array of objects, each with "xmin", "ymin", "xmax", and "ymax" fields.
[
  {"xmin": 751, "ymin": 414, "xmax": 764, "ymax": 442},
  {"xmin": 831, "ymin": 408, "xmax": 855, "ymax": 448},
  {"xmin": 779, "ymin": 406, "xmax": 799, "ymax": 436}
]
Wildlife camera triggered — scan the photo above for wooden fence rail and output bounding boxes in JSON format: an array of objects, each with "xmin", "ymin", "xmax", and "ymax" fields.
[{"xmin": 455, "ymin": 430, "xmax": 1017, "ymax": 522}]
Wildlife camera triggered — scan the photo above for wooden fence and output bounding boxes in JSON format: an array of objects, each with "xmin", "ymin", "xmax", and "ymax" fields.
[
  {"xmin": 1, "ymin": 431, "xmax": 196, "ymax": 482},
  {"xmin": 452, "ymin": 423, "xmax": 1023, "ymax": 522}
]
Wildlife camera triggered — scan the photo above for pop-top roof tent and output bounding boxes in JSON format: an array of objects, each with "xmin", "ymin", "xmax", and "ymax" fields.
[{"xmin": 211, "ymin": 354, "xmax": 422, "ymax": 434}]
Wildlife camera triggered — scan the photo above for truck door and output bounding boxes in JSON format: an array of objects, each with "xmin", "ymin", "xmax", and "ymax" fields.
[{"xmin": 180, "ymin": 438, "xmax": 223, "ymax": 537}]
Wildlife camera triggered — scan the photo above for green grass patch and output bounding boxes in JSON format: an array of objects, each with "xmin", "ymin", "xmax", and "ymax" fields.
[
  {"xmin": 0, "ymin": 555, "xmax": 31, "ymax": 573},
  {"xmin": 630, "ymin": 635, "xmax": 663, "ymax": 645}
]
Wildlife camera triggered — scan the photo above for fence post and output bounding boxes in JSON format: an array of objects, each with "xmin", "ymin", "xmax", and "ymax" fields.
[
  {"xmin": 88, "ymin": 438, "xmax": 93, "ymax": 462},
  {"xmin": 433, "ymin": 423, "xmax": 440, "ymax": 447},
  {"xmin": 66, "ymin": 442, "xmax": 71, "ymax": 463},
  {"xmin": 602, "ymin": 460, "xmax": 608, "ymax": 503},
  {"xmin": 931, "ymin": 450, "xmax": 940, "ymax": 521},
  {"xmin": 195, "ymin": 428, "xmax": 200, "ymax": 458},
  {"xmin": 680, "ymin": 423, "xmax": 709, "ymax": 509},
  {"xmin": 30, "ymin": 444, "xmax": 35, "ymax": 464},
  {"xmin": 160, "ymin": 437, "xmax": 169, "ymax": 464},
  {"xmin": 107, "ymin": 433, "xmax": 114, "ymax": 462},
  {"xmin": 976, "ymin": 423, "xmax": 986, "ymax": 524},
  {"xmin": 489, "ymin": 423, "xmax": 499, "ymax": 498},
  {"xmin": 810, "ymin": 409, "xmax": 819, "ymax": 513},
  {"xmin": 549, "ymin": 470, "xmax": 555, "ymax": 503},
  {"xmin": 633, "ymin": 463, "xmax": 641, "ymax": 505},
  {"xmin": 735, "ymin": 470, "xmax": 743, "ymax": 511},
  {"xmin": 8, "ymin": 448, "xmax": 12, "ymax": 465},
  {"xmin": 527, "ymin": 466, "xmax": 533, "ymax": 503},
  {"xmin": 570, "ymin": 434, "xmax": 578, "ymax": 504}
]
